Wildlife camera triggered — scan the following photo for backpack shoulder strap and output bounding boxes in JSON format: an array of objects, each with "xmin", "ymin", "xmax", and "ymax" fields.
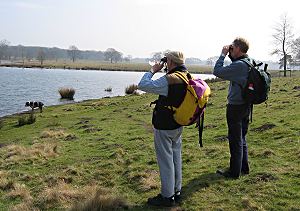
[
  {"xmin": 240, "ymin": 58, "xmax": 253, "ymax": 68},
  {"xmin": 241, "ymin": 58, "xmax": 263, "ymax": 68},
  {"xmin": 174, "ymin": 71, "xmax": 189, "ymax": 84}
]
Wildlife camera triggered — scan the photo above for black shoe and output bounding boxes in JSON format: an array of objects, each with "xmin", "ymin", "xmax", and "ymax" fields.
[
  {"xmin": 147, "ymin": 194, "xmax": 175, "ymax": 207},
  {"xmin": 216, "ymin": 169, "xmax": 239, "ymax": 179},
  {"xmin": 241, "ymin": 170, "xmax": 249, "ymax": 175},
  {"xmin": 174, "ymin": 191, "xmax": 181, "ymax": 204}
]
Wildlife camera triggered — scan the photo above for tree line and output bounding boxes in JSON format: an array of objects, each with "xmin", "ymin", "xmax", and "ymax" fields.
[
  {"xmin": 0, "ymin": 43, "xmax": 203, "ymax": 66},
  {"xmin": 0, "ymin": 43, "xmax": 131, "ymax": 65},
  {"xmin": 0, "ymin": 14, "xmax": 300, "ymax": 75}
]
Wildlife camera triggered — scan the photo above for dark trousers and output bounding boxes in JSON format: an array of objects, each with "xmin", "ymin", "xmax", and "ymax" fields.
[{"xmin": 226, "ymin": 104, "xmax": 250, "ymax": 177}]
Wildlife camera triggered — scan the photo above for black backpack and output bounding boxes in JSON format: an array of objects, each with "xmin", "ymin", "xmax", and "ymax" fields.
[{"xmin": 240, "ymin": 58, "xmax": 271, "ymax": 121}]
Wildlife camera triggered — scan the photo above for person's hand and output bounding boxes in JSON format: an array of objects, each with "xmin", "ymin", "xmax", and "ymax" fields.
[
  {"xmin": 221, "ymin": 45, "xmax": 231, "ymax": 56},
  {"xmin": 151, "ymin": 62, "xmax": 164, "ymax": 74}
]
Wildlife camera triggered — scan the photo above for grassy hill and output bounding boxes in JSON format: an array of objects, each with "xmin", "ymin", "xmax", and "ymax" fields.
[{"xmin": 0, "ymin": 75, "xmax": 299, "ymax": 210}]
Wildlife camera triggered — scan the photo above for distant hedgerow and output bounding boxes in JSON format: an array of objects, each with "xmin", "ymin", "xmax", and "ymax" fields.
[
  {"xmin": 125, "ymin": 84, "xmax": 138, "ymax": 95},
  {"xmin": 58, "ymin": 87, "xmax": 75, "ymax": 100},
  {"xmin": 205, "ymin": 77, "xmax": 224, "ymax": 83}
]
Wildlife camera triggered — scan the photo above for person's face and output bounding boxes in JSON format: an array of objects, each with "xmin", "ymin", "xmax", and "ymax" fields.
[
  {"xmin": 166, "ymin": 57, "xmax": 172, "ymax": 68},
  {"xmin": 229, "ymin": 43, "xmax": 240, "ymax": 59},
  {"xmin": 166, "ymin": 57, "xmax": 177, "ymax": 72}
]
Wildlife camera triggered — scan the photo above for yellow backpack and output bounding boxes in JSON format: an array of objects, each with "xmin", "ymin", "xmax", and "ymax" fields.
[{"xmin": 169, "ymin": 71, "xmax": 211, "ymax": 147}]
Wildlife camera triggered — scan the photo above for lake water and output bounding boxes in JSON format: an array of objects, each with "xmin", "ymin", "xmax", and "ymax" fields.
[{"xmin": 0, "ymin": 67, "xmax": 215, "ymax": 117}]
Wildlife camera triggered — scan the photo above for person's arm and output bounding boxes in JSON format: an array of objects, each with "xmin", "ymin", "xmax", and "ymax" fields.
[
  {"xmin": 138, "ymin": 63, "xmax": 168, "ymax": 96},
  {"xmin": 213, "ymin": 56, "xmax": 241, "ymax": 79}
]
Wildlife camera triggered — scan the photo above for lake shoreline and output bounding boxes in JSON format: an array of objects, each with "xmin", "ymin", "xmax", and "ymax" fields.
[
  {"xmin": 0, "ymin": 61, "xmax": 213, "ymax": 74},
  {"xmin": 0, "ymin": 97, "xmax": 104, "ymax": 120},
  {"xmin": 0, "ymin": 63, "xmax": 149, "ymax": 72}
]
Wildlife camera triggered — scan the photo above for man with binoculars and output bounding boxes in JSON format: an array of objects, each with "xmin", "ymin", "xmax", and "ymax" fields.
[
  {"xmin": 138, "ymin": 51, "xmax": 187, "ymax": 207},
  {"xmin": 213, "ymin": 37, "xmax": 251, "ymax": 179}
]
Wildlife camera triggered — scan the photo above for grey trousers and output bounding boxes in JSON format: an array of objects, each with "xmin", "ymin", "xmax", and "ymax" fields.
[{"xmin": 154, "ymin": 127, "xmax": 183, "ymax": 198}]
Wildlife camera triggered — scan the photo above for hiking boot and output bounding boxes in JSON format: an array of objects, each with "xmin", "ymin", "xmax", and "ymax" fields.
[
  {"xmin": 147, "ymin": 194, "xmax": 175, "ymax": 207},
  {"xmin": 174, "ymin": 191, "xmax": 181, "ymax": 204},
  {"xmin": 216, "ymin": 169, "xmax": 239, "ymax": 179},
  {"xmin": 241, "ymin": 170, "xmax": 249, "ymax": 175}
]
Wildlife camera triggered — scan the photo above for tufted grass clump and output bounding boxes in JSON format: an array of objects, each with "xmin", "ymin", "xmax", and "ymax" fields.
[
  {"xmin": 18, "ymin": 113, "xmax": 36, "ymax": 126},
  {"xmin": 58, "ymin": 87, "xmax": 75, "ymax": 100},
  {"xmin": 125, "ymin": 84, "xmax": 138, "ymax": 95},
  {"xmin": 104, "ymin": 87, "xmax": 112, "ymax": 92}
]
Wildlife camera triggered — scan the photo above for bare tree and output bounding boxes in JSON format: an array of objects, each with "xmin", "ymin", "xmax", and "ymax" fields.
[
  {"xmin": 124, "ymin": 55, "xmax": 132, "ymax": 62},
  {"xmin": 206, "ymin": 56, "xmax": 219, "ymax": 66},
  {"xmin": 68, "ymin": 45, "xmax": 80, "ymax": 62},
  {"xmin": 104, "ymin": 48, "xmax": 123, "ymax": 63},
  {"xmin": 0, "ymin": 39, "xmax": 10, "ymax": 63},
  {"xmin": 293, "ymin": 37, "xmax": 300, "ymax": 61},
  {"xmin": 151, "ymin": 52, "xmax": 163, "ymax": 61},
  {"xmin": 271, "ymin": 13, "xmax": 294, "ymax": 76},
  {"xmin": 37, "ymin": 48, "xmax": 46, "ymax": 66}
]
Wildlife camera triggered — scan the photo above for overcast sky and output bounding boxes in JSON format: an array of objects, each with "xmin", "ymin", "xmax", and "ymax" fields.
[{"xmin": 1, "ymin": 0, "xmax": 299, "ymax": 61}]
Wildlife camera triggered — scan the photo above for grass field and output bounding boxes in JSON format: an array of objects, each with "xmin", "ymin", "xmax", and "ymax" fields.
[{"xmin": 0, "ymin": 74, "xmax": 299, "ymax": 210}]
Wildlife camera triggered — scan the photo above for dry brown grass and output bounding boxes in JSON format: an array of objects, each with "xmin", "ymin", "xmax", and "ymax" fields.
[
  {"xmin": 0, "ymin": 170, "xmax": 8, "ymax": 180},
  {"xmin": 241, "ymin": 197, "xmax": 263, "ymax": 211},
  {"xmin": 70, "ymin": 188, "xmax": 128, "ymax": 211},
  {"xmin": 1, "ymin": 172, "xmax": 37, "ymax": 210},
  {"xmin": 38, "ymin": 181, "xmax": 128, "ymax": 210},
  {"xmin": 40, "ymin": 129, "xmax": 66, "ymax": 139},
  {"xmin": 4, "ymin": 143, "xmax": 58, "ymax": 162},
  {"xmin": 4, "ymin": 179, "xmax": 129, "ymax": 210},
  {"xmin": 39, "ymin": 181, "xmax": 83, "ymax": 208},
  {"xmin": 125, "ymin": 84, "xmax": 138, "ymax": 95},
  {"xmin": 6, "ymin": 183, "xmax": 32, "ymax": 201},
  {"xmin": 126, "ymin": 169, "xmax": 159, "ymax": 192},
  {"xmin": 9, "ymin": 201, "xmax": 39, "ymax": 211},
  {"xmin": 0, "ymin": 171, "xmax": 14, "ymax": 191},
  {"xmin": 140, "ymin": 170, "xmax": 159, "ymax": 191},
  {"xmin": 58, "ymin": 87, "xmax": 75, "ymax": 100}
]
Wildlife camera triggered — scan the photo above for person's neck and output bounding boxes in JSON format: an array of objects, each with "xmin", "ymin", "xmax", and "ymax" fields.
[
  {"xmin": 230, "ymin": 53, "xmax": 248, "ymax": 62},
  {"xmin": 167, "ymin": 64, "xmax": 187, "ymax": 74}
]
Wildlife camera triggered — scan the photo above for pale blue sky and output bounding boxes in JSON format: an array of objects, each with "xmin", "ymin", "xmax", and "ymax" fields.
[{"xmin": 1, "ymin": 0, "xmax": 299, "ymax": 61}]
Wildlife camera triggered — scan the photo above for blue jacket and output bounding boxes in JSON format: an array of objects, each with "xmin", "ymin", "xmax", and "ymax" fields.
[{"xmin": 213, "ymin": 55, "xmax": 249, "ymax": 105}]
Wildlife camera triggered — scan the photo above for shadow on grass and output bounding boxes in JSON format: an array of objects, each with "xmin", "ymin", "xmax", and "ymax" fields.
[
  {"xmin": 129, "ymin": 173, "xmax": 223, "ymax": 211},
  {"xmin": 181, "ymin": 173, "xmax": 223, "ymax": 201}
]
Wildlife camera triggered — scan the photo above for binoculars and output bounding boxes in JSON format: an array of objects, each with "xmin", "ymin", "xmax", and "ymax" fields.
[
  {"xmin": 160, "ymin": 57, "xmax": 168, "ymax": 72},
  {"xmin": 160, "ymin": 57, "xmax": 167, "ymax": 64}
]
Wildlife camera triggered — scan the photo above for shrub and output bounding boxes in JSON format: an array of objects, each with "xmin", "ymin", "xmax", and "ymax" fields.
[
  {"xmin": 125, "ymin": 84, "xmax": 138, "ymax": 95},
  {"xmin": 104, "ymin": 87, "xmax": 112, "ymax": 92},
  {"xmin": 0, "ymin": 119, "xmax": 3, "ymax": 129},
  {"xmin": 58, "ymin": 87, "xmax": 75, "ymax": 100},
  {"xmin": 18, "ymin": 113, "xmax": 36, "ymax": 126}
]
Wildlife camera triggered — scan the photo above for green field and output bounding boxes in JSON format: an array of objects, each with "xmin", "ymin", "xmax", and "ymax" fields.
[{"xmin": 0, "ymin": 74, "xmax": 299, "ymax": 210}]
